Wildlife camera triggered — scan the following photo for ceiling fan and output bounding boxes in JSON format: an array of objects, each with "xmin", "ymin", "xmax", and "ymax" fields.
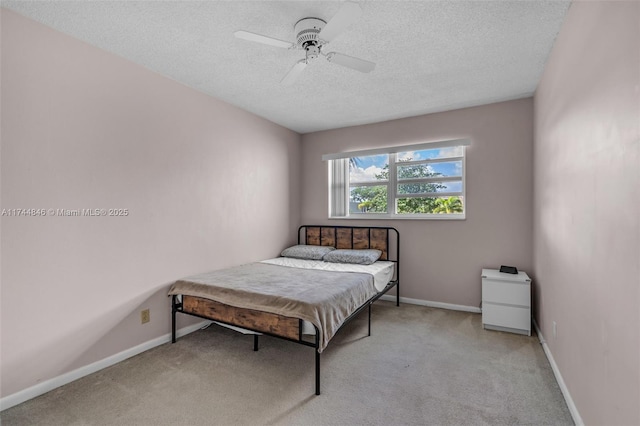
[{"xmin": 234, "ymin": 2, "xmax": 376, "ymax": 85}]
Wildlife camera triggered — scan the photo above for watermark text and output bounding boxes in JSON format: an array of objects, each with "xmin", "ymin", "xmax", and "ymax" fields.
[{"xmin": 1, "ymin": 208, "xmax": 129, "ymax": 217}]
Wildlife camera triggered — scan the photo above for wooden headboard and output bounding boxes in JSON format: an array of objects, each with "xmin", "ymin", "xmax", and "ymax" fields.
[{"xmin": 298, "ymin": 225, "xmax": 399, "ymax": 262}]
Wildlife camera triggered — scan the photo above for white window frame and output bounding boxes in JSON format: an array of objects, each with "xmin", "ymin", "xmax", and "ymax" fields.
[{"xmin": 324, "ymin": 139, "xmax": 470, "ymax": 220}]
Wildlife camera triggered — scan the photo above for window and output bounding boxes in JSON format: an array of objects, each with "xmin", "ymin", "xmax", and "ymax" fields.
[{"xmin": 324, "ymin": 139, "xmax": 469, "ymax": 219}]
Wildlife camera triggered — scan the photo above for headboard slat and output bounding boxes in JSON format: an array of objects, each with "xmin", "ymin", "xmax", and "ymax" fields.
[
  {"xmin": 336, "ymin": 228, "xmax": 352, "ymax": 249},
  {"xmin": 370, "ymin": 228, "xmax": 389, "ymax": 260},
  {"xmin": 321, "ymin": 227, "xmax": 336, "ymax": 247},
  {"xmin": 353, "ymin": 228, "xmax": 370, "ymax": 250},
  {"xmin": 306, "ymin": 227, "xmax": 321, "ymax": 245}
]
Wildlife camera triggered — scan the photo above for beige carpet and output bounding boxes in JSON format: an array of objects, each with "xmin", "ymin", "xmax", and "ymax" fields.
[{"xmin": 1, "ymin": 302, "xmax": 573, "ymax": 425}]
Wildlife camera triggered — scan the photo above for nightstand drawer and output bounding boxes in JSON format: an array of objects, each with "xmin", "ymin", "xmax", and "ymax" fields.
[
  {"xmin": 482, "ymin": 279, "xmax": 530, "ymax": 306},
  {"xmin": 482, "ymin": 303, "xmax": 531, "ymax": 332}
]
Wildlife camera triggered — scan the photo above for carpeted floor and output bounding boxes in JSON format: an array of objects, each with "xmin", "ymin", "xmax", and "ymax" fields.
[{"xmin": 1, "ymin": 301, "xmax": 573, "ymax": 425}]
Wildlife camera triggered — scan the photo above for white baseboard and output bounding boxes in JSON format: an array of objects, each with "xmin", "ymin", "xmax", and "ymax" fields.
[
  {"xmin": 532, "ymin": 319, "xmax": 583, "ymax": 426},
  {"xmin": 0, "ymin": 320, "xmax": 210, "ymax": 412},
  {"xmin": 379, "ymin": 294, "xmax": 482, "ymax": 313}
]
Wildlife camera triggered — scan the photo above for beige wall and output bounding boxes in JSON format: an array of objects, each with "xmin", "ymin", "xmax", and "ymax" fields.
[
  {"xmin": 0, "ymin": 9, "xmax": 301, "ymax": 398},
  {"xmin": 534, "ymin": 2, "xmax": 640, "ymax": 425},
  {"xmin": 301, "ymin": 98, "xmax": 534, "ymax": 308}
]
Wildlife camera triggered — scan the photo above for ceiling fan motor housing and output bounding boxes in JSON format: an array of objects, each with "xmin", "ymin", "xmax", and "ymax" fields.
[{"xmin": 294, "ymin": 18, "xmax": 326, "ymax": 49}]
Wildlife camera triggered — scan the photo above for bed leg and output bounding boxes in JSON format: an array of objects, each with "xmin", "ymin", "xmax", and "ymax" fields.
[
  {"xmin": 253, "ymin": 334, "xmax": 259, "ymax": 351},
  {"xmin": 396, "ymin": 283, "xmax": 400, "ymax": 307},
  {"xmin": 171, "ymin": 295, "xmax": 177, "ymax": 344},
  {"xmin": 368, "ymin": 303, "xmax": 372, "ymax": 337},
  {"xmin": 315, "ymin": 328, "xmax": 321, "ymax": 395},
  {"xmin": 315, "ymin": 350, "xmax": 321, "ymax": 396}
]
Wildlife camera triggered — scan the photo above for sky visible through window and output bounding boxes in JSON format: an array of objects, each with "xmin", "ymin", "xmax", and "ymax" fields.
[{"xmin": 350, "ymin": 148, "xmax": 463, "ymax": 185}]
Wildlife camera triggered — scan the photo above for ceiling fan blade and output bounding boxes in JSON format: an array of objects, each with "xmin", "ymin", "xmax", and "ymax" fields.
[
  {"xmin": 281, "ymin": 60, "xmax": 308, "ymax": 85},
  {"xmin": 234, "ymin": 30, "xmax": 294, "ymax": 49},
  {"xmin": 326, "ymin": 52, "xmax": 375, "ymax": 73},
  {"xmin": 317, "ymin": 1, "xmax": 362, "ymax": 42}
]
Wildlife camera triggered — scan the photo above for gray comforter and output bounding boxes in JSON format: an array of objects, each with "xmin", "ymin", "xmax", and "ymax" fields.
[{"xmin": 168, "ymin": 262, "xmax": 377, "ymax": 352}]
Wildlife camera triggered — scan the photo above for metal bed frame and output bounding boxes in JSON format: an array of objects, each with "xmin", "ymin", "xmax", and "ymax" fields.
[{"xmin": 171, "ymin": 225, "xmax": 399, "ymax": 395}]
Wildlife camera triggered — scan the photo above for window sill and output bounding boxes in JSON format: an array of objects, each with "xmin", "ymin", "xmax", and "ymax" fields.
[{"xmin": 329, "ymin": 214, "xmax": 466, "ymax": 221}]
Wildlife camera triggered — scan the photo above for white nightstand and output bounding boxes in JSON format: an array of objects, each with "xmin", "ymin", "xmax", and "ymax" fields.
[{"xmin": 481, "ymin": 268, "xmax": 531, "ymax": 336}]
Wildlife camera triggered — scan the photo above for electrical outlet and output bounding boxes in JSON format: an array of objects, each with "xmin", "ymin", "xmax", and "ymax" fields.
[
  {"xmin": 141, "ymin": 309, "xmax": 150, "ymax": 324},
  {"xmin": 553, "ymin": 321, "xmax": 557, "ymax": 339}
]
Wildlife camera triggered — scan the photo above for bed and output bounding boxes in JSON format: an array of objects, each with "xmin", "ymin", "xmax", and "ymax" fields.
[{"xmin": 169, "ymin": 225, "xmax": 400, "ymax": 395}]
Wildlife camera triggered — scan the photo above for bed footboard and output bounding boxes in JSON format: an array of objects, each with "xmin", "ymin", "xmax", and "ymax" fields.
[{"xmin": 181, "ymin": 295, "xmax": 301, "ymax": 340}]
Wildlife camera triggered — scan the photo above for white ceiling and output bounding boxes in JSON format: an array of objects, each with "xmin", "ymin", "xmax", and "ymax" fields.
[{"xmin": 3, "ymin": 1, "xmax": 571, "ymax": 134}]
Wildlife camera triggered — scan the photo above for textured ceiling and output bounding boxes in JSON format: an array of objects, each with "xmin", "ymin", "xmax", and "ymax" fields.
[{"xmin": 2, "ymin": 1, "xmax": 571, "ymax": 133}]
